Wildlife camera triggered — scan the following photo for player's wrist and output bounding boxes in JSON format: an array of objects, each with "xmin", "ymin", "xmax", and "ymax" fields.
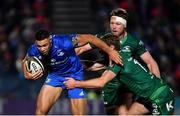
[
  {"xmin": 75, "ymin": 81, "xmax": 81, "ymax": 88},
  {"xmin": 25, "ymin": 75, "xmax": 32, "ymax": 80}
]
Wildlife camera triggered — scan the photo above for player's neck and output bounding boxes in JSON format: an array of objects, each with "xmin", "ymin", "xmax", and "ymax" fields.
[{"xmin": 119, "ymin": 31, "xmax": 127, "ymax": 40}]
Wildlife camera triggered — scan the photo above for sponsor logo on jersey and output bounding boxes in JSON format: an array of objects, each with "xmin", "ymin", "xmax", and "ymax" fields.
[
  {"xmin": 122, "ymin": 46, "xmax": 131, "ymax": 52},
  {"xmin": 166, "ymin": 100, "xmax": 173, "ymax": 111},
  {"xmin": 79, "ymin": 91, "xmax": 85, "ymax": 96},
  {"xmin": 51, "ymin": 57, "xmax": 68, "ymax": 65},
  {"xmin": 57, "ymin": 49, "xmax": 64, "ymax": 56}
]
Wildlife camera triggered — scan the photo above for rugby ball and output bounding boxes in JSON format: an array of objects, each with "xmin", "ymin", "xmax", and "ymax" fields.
[{"xmin": 25, "ymin": 56, "xmax": 44, "ymax": 74}]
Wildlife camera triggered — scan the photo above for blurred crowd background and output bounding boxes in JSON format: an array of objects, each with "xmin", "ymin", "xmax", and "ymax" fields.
[{"xmin": 0, "ymin": 0, "xmax": 179, "ymax": 114}]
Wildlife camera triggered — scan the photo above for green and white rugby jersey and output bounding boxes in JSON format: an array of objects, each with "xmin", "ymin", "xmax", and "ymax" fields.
[
  {"xmin": 108, "ymin": 51, "xmax": 166, "ymax": 98},
  {"xmin": 95, "ymin": 32, "xmax": 148, "ymax": 106},
  {"xmin": 96, "ymin": 32, "xmax": 147, "ymax": 60}
]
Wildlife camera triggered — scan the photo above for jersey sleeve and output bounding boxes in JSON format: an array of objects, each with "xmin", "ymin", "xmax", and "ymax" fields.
[
  {"xmin": 26, "ymin": 45, "xmax": 39, "ymax": 57},
  {"xmin": 107, "ymin": 62, "xmax": 122, "ymax": 75},
  {"xmin": 134, "ymin": 39, "xmax": 147, "ymax": 57},
  {"xmin": 69, "ymin": 34, "xmax": 80, "ymax": 48},
  {"xmin": 57, "ymin": 34, "xmax": 82, "ymax": 54}
]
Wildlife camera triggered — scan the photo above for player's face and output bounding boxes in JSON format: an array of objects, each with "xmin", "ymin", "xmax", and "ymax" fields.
[
  {"xmin": 35, "ymin": 37, "xmax": 51, "ymax": 56},
  {"xmin": 110, "ymin": 16, "xmax": 125, "ymax": 37}
]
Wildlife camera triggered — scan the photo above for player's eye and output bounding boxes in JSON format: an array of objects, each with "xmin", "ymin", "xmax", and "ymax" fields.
[
  {"xmin": 110, "ymin": 22, "xmax": 114, "ymax": 24},
  {"xmin": 37, "ymin": 44, "xmax": 47, "ymax": 48},
  {"xmin": 37, "ymin": 45, "xmax": 41, "ymax": 47}
]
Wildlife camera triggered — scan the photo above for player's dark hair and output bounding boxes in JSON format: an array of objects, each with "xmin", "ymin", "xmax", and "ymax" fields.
[
  {"xmin": 110, "ymin": 8, "xmax": 128, "ymax": 21},
  {"xmin": 35, "ymin": 29, "xmax": 50, "ymax": 41},
  {"xmin": 98, "ymin": 34, "xmax": 121, "ymax": 66},
  {"xmin": 101, "ymin": 34, "xmax": 121, "ymax": 51}
]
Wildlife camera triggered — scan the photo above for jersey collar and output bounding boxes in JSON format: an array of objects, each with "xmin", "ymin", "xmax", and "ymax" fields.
[{"xmin": 120, "ymin": 32, "xmax": 128, "ymax": 45}]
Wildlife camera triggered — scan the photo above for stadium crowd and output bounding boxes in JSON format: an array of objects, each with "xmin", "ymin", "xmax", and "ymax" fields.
[
  {"xmin": 0, "ymin": 0, "xmax": 179, "ymax": 100},
  {"xmin": 0, "ymin": 0, "xmax": 51, "ymax": 99}
]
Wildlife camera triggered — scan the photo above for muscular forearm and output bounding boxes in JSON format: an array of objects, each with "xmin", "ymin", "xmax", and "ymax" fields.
[
  {"xmin": 78, "ymin": 34, "xmax": 113, "ymax": 55},
  {"xmin": 65, "ymin": 70, "xmax": 116, "ymax": 89},
  {"xmin": 88, "ymin": 35, "xmax": 113, "ymax": 54},
  {"xmin": 147, "ymin": 62, "xmax": 161, "ymax": 78},
  {"xmin": 77, "ymin": 34, "xmax": 122, "ymax": 65},
  {"xmin": 21, "ymin": 57, "xmax": 30, "ymax": 79},
  {"xmin": 140, "ymin": 52, "xmax": 161, "ymax": 78},
  {"xmin": 74, "ymin": 70, "xmax": 115, "ymax": 88},
  {"xmin": 75, "ymin": 44, "xmax": 92, "ymax": 55},
  {"xmin": 75, "ymin": 78, "xmax": 104, "ymax": 89}
]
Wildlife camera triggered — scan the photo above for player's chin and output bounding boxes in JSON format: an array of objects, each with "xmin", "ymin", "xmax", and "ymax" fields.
[
  {"xmin": 42, "ymin": 52, "xmax": 48, "ymax": 55},
  {"xmin": 112, "ymin": 32, "xmax": 118, "ymax": 36}
]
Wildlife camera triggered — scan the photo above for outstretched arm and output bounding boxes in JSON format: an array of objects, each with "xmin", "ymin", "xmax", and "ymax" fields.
[
  {"xmin": 75, "ymin": 43, "xmax": 92, "ymax": 55},
  {"xmin": 64, "ymin": 70, "xmax": 116, "ymax": 89},
  {"xmin": 77, "ymin": 34, "xmax": 122, "ymax": 65}
]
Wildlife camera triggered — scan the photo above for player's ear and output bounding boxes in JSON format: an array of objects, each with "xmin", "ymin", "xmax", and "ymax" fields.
[
  {"xmin": 50, "ymin": 37, "xmax": 52, "ymax": 43},
  {"xmin": 110, "ymin": 45, "xmax": 115, "ymax": 50}
]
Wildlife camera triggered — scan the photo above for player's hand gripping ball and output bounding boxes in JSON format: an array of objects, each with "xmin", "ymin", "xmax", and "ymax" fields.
[{"xmin": 25, "ymin": 56, "xmax": 45, "ymax": 75}]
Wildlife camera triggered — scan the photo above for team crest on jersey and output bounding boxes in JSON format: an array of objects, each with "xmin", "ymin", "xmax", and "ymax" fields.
[
  {"xmin": 122, "ymin": 46, "xmax": 131, "ymax": 52},
  {"xmin": 72, "ymin": 36, "xmax": 79, "ymax": 47}
]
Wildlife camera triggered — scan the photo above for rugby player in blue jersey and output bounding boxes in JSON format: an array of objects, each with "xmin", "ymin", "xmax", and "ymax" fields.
[{"xmin": 21, "ymin": 29, "xmax": 122, "ymax": 115}]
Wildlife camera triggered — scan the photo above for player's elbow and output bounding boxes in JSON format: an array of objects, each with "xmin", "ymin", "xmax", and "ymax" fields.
[
  {"xmin": 99, "ymin": 83, "xmax": 105, "ymax": 88},
  {"xmin": 96, "ymin": 83, "xmax": 104, "ymax": 88},
  {"xmin": 96, "ymin": 78, "xmax": 106, "ymax": 88}
]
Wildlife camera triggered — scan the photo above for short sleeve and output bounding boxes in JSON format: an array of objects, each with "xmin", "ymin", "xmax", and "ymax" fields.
[
  {"xmin": 70, "ymin": 34, "xmax": 80, "ymax": 48},
  {"xmin": 26, "ymin": 45, "xmax": 39, "ymax": 57},
  {"xmin": 107, "ymin": 62, "xmax": 122, "ymax": 75},
  {"xmin": 135, "ymin": 39, "xmax": 147, "ymax": 57}
]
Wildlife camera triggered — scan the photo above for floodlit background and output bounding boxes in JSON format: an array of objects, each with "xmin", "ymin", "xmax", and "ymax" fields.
[{"xmin": 0, "ymin": 0, "xmax": 179, "ymax": 114}]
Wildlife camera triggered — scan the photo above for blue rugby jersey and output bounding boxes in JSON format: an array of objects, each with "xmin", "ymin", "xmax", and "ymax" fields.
[{"xmin": 27, "ymin": 34, "xmax": 84, "ymax": 80}]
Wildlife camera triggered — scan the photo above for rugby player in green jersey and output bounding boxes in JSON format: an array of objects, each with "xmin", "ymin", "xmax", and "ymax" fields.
[
  {"xmin": 76, "ymin": 8, "xmax": 160, "ymax": 114},
  {"xmin": 64, "ymin": 36, "xmax": 174, "ymax": 115}
]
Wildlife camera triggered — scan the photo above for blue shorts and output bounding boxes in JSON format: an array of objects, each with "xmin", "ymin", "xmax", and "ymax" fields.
[{"xmin": 44, "ymin": 72, "xmax": 87, "ymax": 99}]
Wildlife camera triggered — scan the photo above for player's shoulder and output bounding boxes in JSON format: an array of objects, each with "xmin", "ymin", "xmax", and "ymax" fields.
[
  {"xmin": 50, "ymin": 34, "xmax": 62, "ymax": 42},
  {"xmin": 127, "ymin": 33, "xmax": 140, "ymax": 42},
  {"xmin": 126, "ymin": 33, "xmax": 145, "ymax": 46},
  {"xmin": 51, "ymin": 34, "xmax": 77, "ymax": 42},
  {"xmin": 51, "ymin": 34, "xmax": 79, "ymax": 49},
  {"xmin": 27, "ymin": 44, "xmax": 39, "ymax": 57},
  {"xmin": 50, "ymin": 34, "xmax": 66, "ymax": 46}
]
